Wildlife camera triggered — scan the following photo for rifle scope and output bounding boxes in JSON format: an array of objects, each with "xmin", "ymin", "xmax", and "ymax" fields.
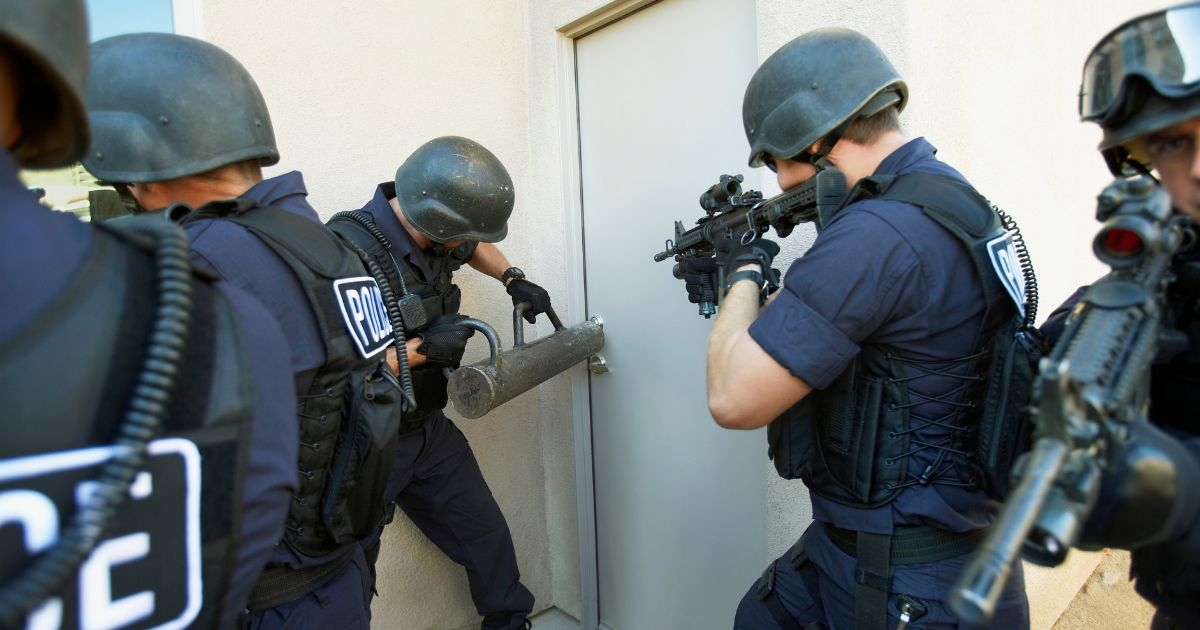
[
  {"xmin": 700, "ymin": 174, "xmax": 744, "ymax": 212},
  {"xmin": 1091, "ymin": 177, "xmax": 1173, "ymax": 269}
]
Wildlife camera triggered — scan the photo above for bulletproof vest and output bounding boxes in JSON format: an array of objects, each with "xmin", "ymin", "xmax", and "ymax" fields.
[
  {"xmin": 328, "ymin": 209, "xmax": 472, "ymax": 420},
  {"xmin": 1150, "ymin": 259, "xmax": 1200, "ymax": 434},
  {"xmin": 768, "ymin": 173, "xmax": 1034, "ymax": 507},
  {"xmin": 178, "ymin": 200, "xmax": 403, "ymax": 556},
  {"xmin": 0, "ymin": 219, "xmax": 253, "ymax": 629}
]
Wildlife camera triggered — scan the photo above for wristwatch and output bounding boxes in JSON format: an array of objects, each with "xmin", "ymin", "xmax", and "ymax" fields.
[{"xmin": 501, "ymin": 267, "xmax": 525, "ymax": 285}]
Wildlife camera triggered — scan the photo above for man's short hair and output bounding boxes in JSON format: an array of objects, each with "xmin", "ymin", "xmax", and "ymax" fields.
[
  {"xmin": 193, "ymin": 159, "xmax": 262, "ymax": 184},
  {"xmin": 842, "ymin": 106, "xmax": 901, "ymax": 145}
]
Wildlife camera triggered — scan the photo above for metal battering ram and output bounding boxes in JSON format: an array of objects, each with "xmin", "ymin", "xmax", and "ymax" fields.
[{"xmin": 447, "ymin": 304, "xmax": 605, "ymax": 419}]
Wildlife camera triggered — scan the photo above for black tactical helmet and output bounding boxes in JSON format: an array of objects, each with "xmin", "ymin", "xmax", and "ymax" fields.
[
  {"xmin": 1081, "ymin": 3, "xmax": 1200, "ymax": 175},
  {"xmin": 394, "ymin": 136, "xmax": 513, "ymax": 243},
  {"xmin": 742, "ymin": 28, "xmax": 907, "ymax": 168},
  {"xmin": 83, "ymin": 33, "xmax": 279, "ymax": 183},
  {"xmin": 0, "ymin": 0, "xmax": 89, "ymax": 168}
]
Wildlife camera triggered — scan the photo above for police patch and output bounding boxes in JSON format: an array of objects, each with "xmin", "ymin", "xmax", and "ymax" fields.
[
  {"xmin": 333, "ymin": 277, "xmax": 395, "ymax": 359},
  {"xmin": 0, "ymin": 438, "xmax": 202, "ymax": 629},
  {"xmin": 986, "ymin": 231, "xmax": 1026, "ymax": 319}
]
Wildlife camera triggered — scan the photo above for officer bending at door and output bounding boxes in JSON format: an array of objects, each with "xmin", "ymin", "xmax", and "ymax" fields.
[
  {"xmin": 327, "ymin": 136, "xmax": 548, "ymax": 629},
  {"xmin": 1038, "ymin": 4, "xmax": 1200, "ymax": 627},
  {"xmin": 84, "ymin": 34, "xmax": 405, "ymax": 628},
  {"xmin": 678, "ymin": 29, "xmax": 1033, "ymax": 628},
  {"xmin": 0, "ymin": 2, "xmax": 298, "ymax": 628}
]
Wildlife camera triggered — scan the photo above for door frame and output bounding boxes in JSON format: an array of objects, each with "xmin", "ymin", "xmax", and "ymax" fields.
[
  {"xmin": 171, "ymin": 0, "xmax": 205, "ymax": 37},
  {"xmin": 553, "ymin": 2, "xmax": 660, "ymax": 628}
]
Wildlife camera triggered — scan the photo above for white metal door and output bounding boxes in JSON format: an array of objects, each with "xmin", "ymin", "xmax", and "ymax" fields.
[{"xmin": 575, "ymin": 1, "xmax": 763, "ymax": 628}]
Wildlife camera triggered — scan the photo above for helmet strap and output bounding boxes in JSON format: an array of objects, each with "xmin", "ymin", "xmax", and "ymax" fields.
[
  {"xmin": 803, "ymin": 118, "xmax": 853, "ymax": 165},
  {"xmin": 804, "ymin": 89, "xmax": 904, "ymax": 164}
]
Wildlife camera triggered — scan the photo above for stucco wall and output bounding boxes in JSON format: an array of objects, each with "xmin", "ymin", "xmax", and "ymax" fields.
[{"xmin": 200, "ymin": 0, "xmax": 1169, "ymax": 628}]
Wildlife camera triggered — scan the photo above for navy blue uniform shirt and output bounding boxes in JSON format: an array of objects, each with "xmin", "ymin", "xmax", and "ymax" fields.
[
  {"xmin": 183, "ymin": 171, "xmax": 326, "ymax": 392},
  {"xmin": 0, "ymin": 150, "xmax": 90, "ymax": 340},
  {"xmin": 184, "ymin": 170, "xmax": 361, "ymax": 572},
  {"xmin": 0, "ymin": 149, "xmax": 298, "ymax": 624},
  {"xmin": 750, "ymin": 138, "xmax": 995, "ymax": 534}
]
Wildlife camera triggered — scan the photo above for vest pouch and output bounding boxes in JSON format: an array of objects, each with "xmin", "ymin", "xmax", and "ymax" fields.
[
  {"xmin": 812, "ymin": 370, "xmax": 885, "ymax": 504},
  {"xmin": 974, "ymin": 323, "xmax": 1040, "ymax": 499},
  {"xmin": 442, "ymin": 283, "xmax": 462, "ymax": 316},
  {"xmin": 420, "ymin": 294, "xmax": 445, "ymax": 322},
  {"xmin": 768, "ymin": 400, "xmax": 816, "ymax": 480},
  {"xmin": 321, "ymin": 361, "xmax": 403, "ymax": 544}
]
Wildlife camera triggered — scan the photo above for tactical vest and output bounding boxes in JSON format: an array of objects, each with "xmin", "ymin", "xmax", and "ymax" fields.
[
  {"xmin": 177, "ymin": 201, "xmax": 403, "ymax": 558},
  {"xmin": 1151, "ymin": 258, "xmax": 1200, "ymax": 433},
  {"xmin": 1128, "ymin": 253, "xmax": 1200, "ymax": 626},
  {"xmin": 0, "ymin": 218, "xmax": 253, "ymax": 629},
  {"xmin": 328, "ymin": 209, "xmax": 472, "ymax": 421},
  {"xmin": 768, "ymin": 173, "xmax": 1039, "ymax": 506}
]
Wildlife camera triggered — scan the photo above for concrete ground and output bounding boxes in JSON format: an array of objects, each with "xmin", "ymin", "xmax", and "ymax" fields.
[
  {"xmin": 1051, "ymin": 549, "xmax": 1156, "ymax": 630},
  {"xmin": 469, "ymin": 552, "xmax": 1153, "ymax": 630}
]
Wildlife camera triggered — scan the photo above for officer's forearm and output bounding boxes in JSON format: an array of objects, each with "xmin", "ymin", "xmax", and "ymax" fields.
[
  {"xmin": 468, "ymin": 242, "xmax": 513, "ymax": 282},
  {"xmin": 706, "ymin": 277, "xmax": 812, "ymax": 429},
  {"xmin": 706, "ymin": 279, "xmax": 766, "ymax": 427},
  {"xmin": 387, "ymin": 338, "xmax": 426, "ymax": 375}
]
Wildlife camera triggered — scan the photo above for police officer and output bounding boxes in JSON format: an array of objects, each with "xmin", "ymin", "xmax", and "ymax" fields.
[
  {"xmin": 327, "ymin": 136, "xmax": 545, "ymax": 629},
  {"xmin": 0, "ymin": 2, "xmax": 298, "ymax": 628},
  {"xmin": 1040, "ymin": 4, "xmax": 1200, "ymax": 627},
  {"xmin": 83, "ymin": 34, "xmax": 405, "ymax": 628},
  {"xmin": 679, "ymin": 29, "xmax": 1032, "ymax": 628}
]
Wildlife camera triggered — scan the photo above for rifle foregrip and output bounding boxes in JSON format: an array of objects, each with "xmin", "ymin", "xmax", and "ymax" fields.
[
  {"xmin": 699, "ymin": 272, "xmax": 716, "ymax": 318},
  {"xmin": 949, "ymin": 437, "xmax": 1069, "ymax": 624}
]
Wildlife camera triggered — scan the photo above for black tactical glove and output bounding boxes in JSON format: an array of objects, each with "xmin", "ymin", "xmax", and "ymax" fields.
[
  {"xmin": 1078, "ymin": 420, "xmax": 1200, "ymax": 550},
  {"xmin": 417, "ymin": 314, "xmax": 476, "ymax": 368},
  {"xmin": 506, "ymin": 278, "xmax": 552, "ymax": 324},
  {"xmin": 717, "ymin": 235, "xmax": 781, "ymax": 295},
  {"xmin": 678, "ymin": 256, "xmax": 719, "ymax": 304}
]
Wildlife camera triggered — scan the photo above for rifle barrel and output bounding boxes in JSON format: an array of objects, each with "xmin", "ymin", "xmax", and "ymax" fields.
[{"xmin": 949, "ymin": 437, "xmax": 1068, "ymax": 624}]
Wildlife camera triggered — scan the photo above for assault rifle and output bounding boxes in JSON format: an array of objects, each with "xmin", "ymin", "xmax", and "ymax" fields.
[
  {"xmin": 653, "ymin": 169, "xmax": 847, "ymax": 317},
  {"xmin": 949, "ymin": 175, "xmax": 1195, "ymax": 623}
]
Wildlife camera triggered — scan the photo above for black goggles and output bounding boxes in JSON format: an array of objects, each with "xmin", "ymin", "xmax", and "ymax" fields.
[{"xmin": 1080, "ymin": 3, "xmax": 1200, "ymax": 123}]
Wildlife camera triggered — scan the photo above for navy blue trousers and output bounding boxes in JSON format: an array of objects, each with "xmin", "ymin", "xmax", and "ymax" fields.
[
  {"xmin": 371, "ymin": 411, "xmax": 534, "ymax": 629},
  {"xmin": 734, "ymin": 524, "xmax": 1030, "ymax": 630}
]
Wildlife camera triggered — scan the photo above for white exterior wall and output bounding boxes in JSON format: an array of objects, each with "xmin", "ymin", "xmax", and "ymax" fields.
[{"xmin": 202, "ymin": 1, "xmax": 1169, "ymax": 628}]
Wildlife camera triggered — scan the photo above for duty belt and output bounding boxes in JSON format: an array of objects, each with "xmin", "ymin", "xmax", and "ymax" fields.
[
  {"xmin": 823, "ymin": 523, "xmax": 987, "ymax": 564},
  {"xmin": 824, "ymin": 523, "xmax": 987, "ymax": 629},
  {"xmin": 245, "ymin": 544, "xmax": 358, "ymax": 612}
]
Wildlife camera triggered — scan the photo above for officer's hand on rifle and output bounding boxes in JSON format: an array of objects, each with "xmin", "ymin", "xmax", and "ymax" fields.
[
  {"xmin": 678, "ymin": 257, "xmax": 719, "ymax": 304},
  {"xmin": 506, "ymin": 279, "xmax": 552, "ymax": 324},
  {"xmin": 417, "ymin": 314, "xmax": 476, "ymax": 368},
  {"xmin": 717, "ymin": 235, "xmax": 781, "ymax": 298},
  {"xmin": 1078, "ymin": 419, "xmax": 1200, "ymax": 551}
]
